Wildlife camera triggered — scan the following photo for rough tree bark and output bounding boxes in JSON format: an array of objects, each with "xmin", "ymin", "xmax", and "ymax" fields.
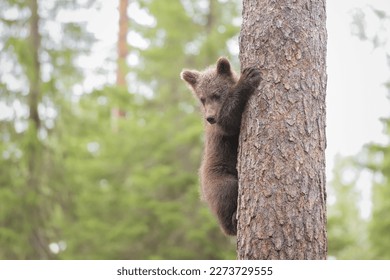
[{"xmin": 237, "ymin": 0, "xmax": 327, "ymax": 259}]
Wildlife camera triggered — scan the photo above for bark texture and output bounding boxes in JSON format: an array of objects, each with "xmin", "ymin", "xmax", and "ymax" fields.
[{"xmin": 237, "ymin": 0, "xmax": 327, "ymax": 259}]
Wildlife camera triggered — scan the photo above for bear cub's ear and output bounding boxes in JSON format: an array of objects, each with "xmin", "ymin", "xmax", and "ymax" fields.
[
  {"xmin": 216, "ymin": 57, "xmax": 232, "ymax": 76},
  {"xmin": 181, "ymin": 70, "xmax": 200, "ymax": 87}
]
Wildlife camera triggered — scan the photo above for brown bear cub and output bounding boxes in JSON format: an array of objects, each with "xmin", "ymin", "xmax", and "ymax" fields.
[{"xmin": 180, "ymin": 57, "xmax": 261, "ymax": 235}]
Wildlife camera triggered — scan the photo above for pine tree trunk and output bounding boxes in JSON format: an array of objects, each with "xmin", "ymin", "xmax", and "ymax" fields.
[
  {"xmin": 112, "ymin": 0, "xmax": 129, "ymax": 132},
  {"xmin": 27, "ymin": 0, "xmax": 52, "ymax": 259},
  {"xmin": 116, "ymin": 0, "xmax": 129, "ymax": 87},
  {"xmin": 29, "ymin": 0, "xmax": 41, "ymax": 129},
  {"xmin": 237, "ymin": 0, "xmax": 327, "ymax": 259}
]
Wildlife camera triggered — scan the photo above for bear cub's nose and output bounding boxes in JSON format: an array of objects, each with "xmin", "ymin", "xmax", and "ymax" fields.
[{"xmin": 206, "ymin": 117, "xmax": 216, "ymax": 124}]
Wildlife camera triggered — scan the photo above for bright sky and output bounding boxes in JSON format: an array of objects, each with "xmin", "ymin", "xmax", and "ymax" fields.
[
  {"xmin": 326, "ymin": 0, "xmax": 390, "ymax": 217},
  {"xmin": 327, "ymin": 0, "xmax": 389, "ymax": 162}
]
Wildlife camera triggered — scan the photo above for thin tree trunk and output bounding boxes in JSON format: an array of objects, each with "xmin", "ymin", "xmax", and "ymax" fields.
[
  {"xmin": 206, "ymin": 0, "xmax": 215, "ymax": 34},
  {"xmin": 27, "ymin": 0, "xmax": 52, "ymax": 259},
  {"xmin": 112, "ymin": 0, "xmax": 129, "ymax": 132},
  {"xmin": 29, "ymin": 0, "xmax": 41, "ymax": 129},
  {"xmin": 237, "ymin": 0, "xmax": 327, "ymax": 259},
  {"xmin": 116, "ymin": 0, "xmax": 129, "ymax": 87}
]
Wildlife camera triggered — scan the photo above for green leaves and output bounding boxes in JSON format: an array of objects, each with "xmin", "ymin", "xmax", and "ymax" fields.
[{"xmin": 1, "ymin": 0, "xmax": 240, "ymax": 259}]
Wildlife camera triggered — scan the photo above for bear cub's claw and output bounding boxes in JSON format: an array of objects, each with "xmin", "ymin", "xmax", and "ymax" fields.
[{"xmin": 241, "ymin": 67, "xmax": 261, "ymax": 89}]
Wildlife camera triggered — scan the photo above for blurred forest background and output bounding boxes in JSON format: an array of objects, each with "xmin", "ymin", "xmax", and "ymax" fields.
[{"xmin": 0, "ymin": 0, "xmax": 389, "ymax": 259}]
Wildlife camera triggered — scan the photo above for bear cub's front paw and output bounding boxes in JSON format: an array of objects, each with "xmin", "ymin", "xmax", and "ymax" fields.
[{"xmin": 241, "ymin": 67, "xmax": 261, "ymax": 89}]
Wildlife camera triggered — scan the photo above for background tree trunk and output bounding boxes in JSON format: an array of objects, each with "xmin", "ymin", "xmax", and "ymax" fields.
[
  {"xmin": 26, "ymin": 0, "xmax": 52, "ymax": 259},
  {"xmin": 28, "ymin": 0, "xmax": 41, "ymax": 130},
  {"xmin": 116, "ymin": 0, "xmax": 129, "ymax": 87},
  {"xmin": 237, "ymin": 0, "xmax": 327, "ymax": 259},
  {"xmin": 112, "ymin": 0, "xmax": 129, "ymax": 132}
]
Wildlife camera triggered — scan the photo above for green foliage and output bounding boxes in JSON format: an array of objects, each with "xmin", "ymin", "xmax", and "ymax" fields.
[
  {"xmin": 55, "ymin": 86, "xmax": 235, "ymax": 259},
  {"xmin": 327, "ymin": 156, "xmax": 369, "ymax": 259},
  {"xmin": 1, "ymin": 0, "xmax": 240, "ymax": 259},
  {"xmin": 364, "ymin": 118, "xmax": 390, "ymax": 259},
  {"xmin": 0, "ymin": 0, "xmax": 95, "ymax": 259},
  {"xmin": 329, "ymin": 118, "xmax": 390, "ymax": 260}
]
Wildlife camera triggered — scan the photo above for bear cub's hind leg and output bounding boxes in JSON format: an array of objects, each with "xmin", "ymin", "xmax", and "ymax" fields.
[{"xmin": 203, "ymin": 172, "xmax": 238, "ymax": 236}]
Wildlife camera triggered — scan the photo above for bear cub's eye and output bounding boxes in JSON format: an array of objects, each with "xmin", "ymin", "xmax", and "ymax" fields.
[{"xmin": 212, "ymin": 94, "xmax": 220, "ymax": 101}]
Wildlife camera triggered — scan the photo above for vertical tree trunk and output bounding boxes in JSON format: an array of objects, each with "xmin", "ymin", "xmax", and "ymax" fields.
[
  {"xmin": 237, "ymin": 0, "xmax": 327, "ymax": 259},
  {"xmin": 29, "ymin": 0, "xmax": 41, "ymax": 129},
  {"xmin": 27, "ymin": 0, "xmax": 52, "ymax": 259},
  {"xmin": 116, "ymin": 0, "xmax": 129, "ymax": 87},
  {"xmin": 206, "ymin": 0, "xmax": 215, "ymax": 34},
  {"xmin": 112, "ymin": 0, "xmax": 129, "ymax": 132}
]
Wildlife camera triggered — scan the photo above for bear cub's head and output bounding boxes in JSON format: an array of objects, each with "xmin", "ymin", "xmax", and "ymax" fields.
[{"xmin": 180, "ymin": 57, "xmax": 238, "ymax": 125}]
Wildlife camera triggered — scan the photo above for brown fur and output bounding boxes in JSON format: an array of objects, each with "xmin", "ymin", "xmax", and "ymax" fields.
[{"xmin": 181, "ymin": 57, "xmax": 261, "ymax": 235}]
